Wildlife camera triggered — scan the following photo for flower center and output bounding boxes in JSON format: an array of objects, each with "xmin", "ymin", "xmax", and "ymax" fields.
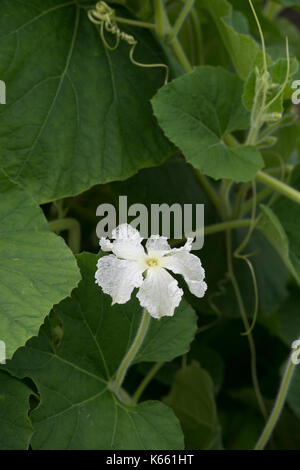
[{"xmin": 146, "ymin": 257, "xmax": 159, "ymax": 267}]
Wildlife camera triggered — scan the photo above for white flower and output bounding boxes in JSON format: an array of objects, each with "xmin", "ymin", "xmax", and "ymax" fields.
[{"xmin": 95, "ymin": 224, "xmax": 207, "ymax": 319}]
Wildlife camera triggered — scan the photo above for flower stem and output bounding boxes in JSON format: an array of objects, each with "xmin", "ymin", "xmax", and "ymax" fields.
[
  {"xmin": 130, "ymin": 361, "xmax": 164, "ymax": 405},
  {"xmin": 256, "ymin": 170, "xmax": 300, "ymax": 205},
  {"xmin": 110, "ymin": 309, "xmax": 151, "ymax": 398},
  {"xmin": 255, "ymin": 354, "xmax": 297, "ymax": 449}
]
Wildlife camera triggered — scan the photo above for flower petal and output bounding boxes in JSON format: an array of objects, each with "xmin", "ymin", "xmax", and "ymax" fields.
[
  {"xmin": 167, "ymin": 237, "xmax": 194, "ymax": 255},
  {"xmin": 146, "ymin": 235, "xmax": 171, "ymax": 256},
  {"xmin": 95, "ymin": 255, "xmax": 144, "ymax": 304},
  {"xmin": 163, "ymin": 250, "xmax": 207, "ymax": 298},
  {"xmin": 100, "ymin": 224, "xmax": 145, "ymax": 260},
  {"xmin": 99, "ymin": 237, "xmax": 113, "ymax": 252},
  {"xmin": 112, "ymin": 223, "xmax": 143, "ymax": 242},
  {"xmin": 137, "ymin": 267, "xmax": 183, "ymax": 319}
]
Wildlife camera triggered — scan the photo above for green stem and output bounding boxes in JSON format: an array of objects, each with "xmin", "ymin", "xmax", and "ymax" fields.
[
  {"xmin": 154, "ymin": 0, "xmax": 166, "ymax": 37},
  {"xmin": 167, "ymin": 0, "xmax": 194, "ymax": 43},
  {"xmin": 255, "ymin": 354, "xmax": 297, "ymax": 449},
  {"xmin": 130, "ymin": 362, "xmax": 164, "ymax": 405},
  {"xmin": 110, "ymin": 309, "xmax": 151, "ymax": 398},
  {"xmin": 168, "ymin": 36, "xmax": 193, "ymax": 72},
  {"xmin": 154, "ymin": 0, "xmax": 193, "ymax": 72},
  {"xmin": 226, "ymin": 230, "xmax": 268, "ymax": 421},
  {"xmin": 115, "ymin": 16, "xmax": 156, "ymax": 30},
  {"xmin": 219, "ymin": 179, "xmax": 233, "ymax": 218},
  {"xmin": 48, "ymin": 218, "xmax": 81, "ymax": 253},
  {"xmin": 256, "ymin": 170, "xmax": 300, "ymax": 205}
]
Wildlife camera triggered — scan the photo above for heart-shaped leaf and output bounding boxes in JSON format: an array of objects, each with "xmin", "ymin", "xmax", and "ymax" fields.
[{"xmin": 152, "ymin": 66, "xmax": 264, "ymax": 182}]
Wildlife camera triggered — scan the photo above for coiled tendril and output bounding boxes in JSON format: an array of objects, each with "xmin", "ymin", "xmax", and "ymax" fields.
[{"xmin": 88, "ymin": 1, "xmax": 168, "ymax": 84}]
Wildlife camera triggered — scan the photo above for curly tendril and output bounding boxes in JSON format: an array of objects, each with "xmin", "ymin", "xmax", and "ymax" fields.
[{"xmin": 87, "ymin": 1, "xmax": 169, "ymax": 84}]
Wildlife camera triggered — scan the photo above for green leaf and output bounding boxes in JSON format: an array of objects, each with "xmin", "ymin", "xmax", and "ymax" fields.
[
  {"xmin": 0, "ymin": 171, "xmax": 81, "ymax": 358},
  {"xmin": 257, "ymin": 204, "xmax": 300, "ymax": 285},
  {"xmin": 201, "ymin": 0, "xmax": 269, "ymax": 80},
  {"xmin": 152, "ymin": 66, "xmax": 264, "ymax": 182},
  {"xmin": 163, "ymin": 361, "xmax": 219, "ymax": 450},
  {"xmin": 5, "ymin": 253, "xmax": 198, "ymax": 449},
  {"xmin": 0, "ymin": 370, "xmax": 33, "ymax": 450},
  {"xmin": 0, "ymin": 0, "xmax": 172, "ymax": 204}
]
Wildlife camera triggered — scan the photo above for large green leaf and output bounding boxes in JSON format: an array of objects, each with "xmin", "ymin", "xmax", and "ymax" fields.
[
  {"xmin": 0, "ymin": 0, "xmax": 172, "ymax": 204},
  {"xmin": 201, "ymin": 0, "xmax": 269, "ymax": 80},
  {"xmin": 5, "ymin": 253, "xmax": 198, "ymax": 449},
  {"xmin": 152, "ymin": 66, "xmax": 264, "ymax": 182},
  {"xmin": 0, "ymin": 171, "xmax": 81, "ymax": 358},
  {"xmin": 163, "ymin": 361, "xmax": 219, "ymax": 449},
  {"xmin": 0, "ymin": 370, "xmax": 33, "ymax": 450}
]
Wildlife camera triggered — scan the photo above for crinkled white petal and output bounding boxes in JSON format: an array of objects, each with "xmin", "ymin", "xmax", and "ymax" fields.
[
  {"xmin": 167, "ymin": 237, "xmax": 194, "ymax": 255},
  {"xmin": 112, "ymin": 223, "xmax": 143, "ymax": 242},
  {"xmin": 111, "ymin": 239, "xmax": 145, "ymax": 260},
  {"xmin": 100, "ymin": 224, "xmax": 145, "ymax": 260},
  {"xmin": 146, "ymin": 235, "xmax": 171, "ymax": 256},
  {"xmin": 137, "ymin": 267, "xmax": 183, "ymax": 319},
  {"xmin": 162, "ymin": 250, "xmax": 207, "ymax": 298},
  {"xmin": 95, "ymin": 255, "xmax": 144, "ymax": 304},
  {"xmin": 99, "ymin": 237, "xmax": 113, "ymax": 252}
]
